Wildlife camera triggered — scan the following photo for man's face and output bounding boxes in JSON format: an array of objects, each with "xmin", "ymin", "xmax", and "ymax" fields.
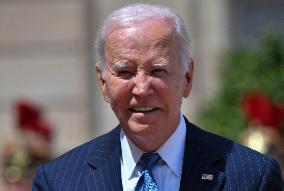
[{"xmin": 97, "ymin": 20, "xmax": 194, "ymax": 151}]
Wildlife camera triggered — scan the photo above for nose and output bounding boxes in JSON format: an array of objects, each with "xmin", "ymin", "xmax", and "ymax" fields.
[{"xmin": 132, "ymin": 73, "xmax": 154, "ymax": 97}]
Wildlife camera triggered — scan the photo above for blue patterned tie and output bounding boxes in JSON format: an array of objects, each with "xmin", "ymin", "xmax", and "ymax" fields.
[{"xmin": 134, "ymin": 152, "xmax": 161, "ymax": 191}]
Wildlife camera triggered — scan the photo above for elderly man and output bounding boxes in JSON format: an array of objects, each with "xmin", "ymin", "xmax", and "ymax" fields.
[{"xmin": 32, "ymin": 3, "xmax": 283, "ymax": 191}]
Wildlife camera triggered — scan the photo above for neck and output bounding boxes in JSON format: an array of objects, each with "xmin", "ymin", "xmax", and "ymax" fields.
[{"xmin": 127, "ymin": 123, "xmax": 179, "ymax": 152}]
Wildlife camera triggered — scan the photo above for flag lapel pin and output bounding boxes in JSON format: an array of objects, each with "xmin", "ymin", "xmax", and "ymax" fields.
[{"xmin": 201, "ymin": 174, "xmax": 214, "ymax": 180}]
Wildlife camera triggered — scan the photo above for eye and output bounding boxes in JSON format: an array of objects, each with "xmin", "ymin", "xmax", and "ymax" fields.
[
  {"xmin": 117, "ymin": 71, "xmax": 134, "ymax": 79},
  {"xmin": 151, "ymin": 69, "xmax": 166, "ymax": 77}
]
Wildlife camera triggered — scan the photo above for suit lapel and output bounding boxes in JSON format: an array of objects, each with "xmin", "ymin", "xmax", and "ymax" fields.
[
  {"xmin": 180, "ymin": 119, "xmax": 231, "ymax": 191},
  {"xmin": 82, "ymin": 119, "xmax": 232, "ymax": 191},
  {"xmin": 85, "ymin": 127, "xmax": 123, "ymax": 191}
]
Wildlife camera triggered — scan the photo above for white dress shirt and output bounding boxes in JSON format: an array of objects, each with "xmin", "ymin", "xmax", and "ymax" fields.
[{"xmin": 120, "ymin": 113, "xmax": 187, "ymax": 191}]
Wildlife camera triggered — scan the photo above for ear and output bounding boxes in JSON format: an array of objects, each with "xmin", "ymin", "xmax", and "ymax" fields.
[
  {"xmin": 96, "ymin": 64, "xmax": 110, "ymax": 103},
  {"xmin": 183, "ymin": 58, "xmax": 194, "ymax": 98}
]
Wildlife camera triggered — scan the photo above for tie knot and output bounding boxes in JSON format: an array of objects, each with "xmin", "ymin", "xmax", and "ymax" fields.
[{"xmin": 139, "ymin": 152, "xmax": 161, "ymax": 171}]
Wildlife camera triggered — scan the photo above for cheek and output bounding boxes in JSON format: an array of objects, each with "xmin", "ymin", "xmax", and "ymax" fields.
[
  {"xmin": 152, "ymin": 79, "xmax": 178, "ymax": 104},
  {"xmin": 106, "ymin": 79, "xmax": 133, "ymax": 104},
  {"xmin": 162, "ymin": 77, "xmax": 186, "ymax": 102},
  {"xmin": 159, "ymin": 76, "xmax": 184, "ymax": 93}
]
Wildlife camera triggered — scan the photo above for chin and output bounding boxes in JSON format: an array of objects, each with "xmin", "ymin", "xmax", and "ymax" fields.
[{"xmin": 126, "ymin": 121, "xmax": 159, "ymax": 134}]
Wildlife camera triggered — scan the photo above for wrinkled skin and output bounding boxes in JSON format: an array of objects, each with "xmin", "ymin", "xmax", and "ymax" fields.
[{"xmin": 97, "ymin": 19, "xmax": 194, "ymax": 152}]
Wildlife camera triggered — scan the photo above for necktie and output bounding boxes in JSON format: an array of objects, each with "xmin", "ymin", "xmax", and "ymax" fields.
[{"xmin": 135, "ymin": 152, "xmax": 161, "ymax": 191}]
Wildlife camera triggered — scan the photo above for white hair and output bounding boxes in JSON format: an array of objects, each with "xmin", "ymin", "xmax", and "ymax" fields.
[{"xmin": 95, "ymin": 3, "xmax": 191, "ymax": 71}]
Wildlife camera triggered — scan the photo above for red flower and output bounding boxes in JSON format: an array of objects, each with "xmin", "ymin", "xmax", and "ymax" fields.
[
  {"xmin": 15, "ymin": 100, "xmax": 53, "ymax": 141},
  {"xmin": 241, "ymin": 92, "xmax": 284, "ymax": 130},
  {"xmin": 16, "ymin": 101, "xmax": 41, "ymax": 129}
]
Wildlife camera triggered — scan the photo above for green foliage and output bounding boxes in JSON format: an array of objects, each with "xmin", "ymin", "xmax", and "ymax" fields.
[{"xmin": 198, "ymin": 35, "xmax": 284, "ymax": 140}]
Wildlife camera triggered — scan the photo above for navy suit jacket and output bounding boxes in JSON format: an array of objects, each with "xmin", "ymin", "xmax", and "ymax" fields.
[{"xmin": 32, "ymin": 119, "xmax": 283, "ymax": 190}]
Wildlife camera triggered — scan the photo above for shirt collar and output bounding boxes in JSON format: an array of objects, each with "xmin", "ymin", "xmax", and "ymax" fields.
[
  {"xmin": 157, "ymin": 113, "xmax": 186, "ymax": 176},
  {"xmin": 120, "ymin": 113, "xmax": 187, "ymax": 179},
  {"xmin": 120, "ymin": 130, "xmax": 143, "ymax": 179}
]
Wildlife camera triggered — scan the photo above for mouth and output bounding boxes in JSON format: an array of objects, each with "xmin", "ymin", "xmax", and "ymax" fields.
[{"xmin": 129, "ymin": 106, "xmax": 159, "ymax": 113}]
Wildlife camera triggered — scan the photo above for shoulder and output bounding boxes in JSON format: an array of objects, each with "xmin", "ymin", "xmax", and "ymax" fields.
[
  {"xmin": 225, "ymin": 140, "xmax": 283, "ymax": 189},
  {"xmin": 32, "ymin": 127, "xmax": 121, "ymax": 190},
  {"xmin": 46, "ymin": 126, "xmax": 120, "ymax": 167},
  {"xmin": 187, "ymin": 122, "xmax": 283, "ymax": 189},
  {"xmin": 186, "ymin": 120, "xmax": 273, "ymax": 162},
  {"xmin": 191, "ymin": 121, "xmax": 278, "ymax": 170}
]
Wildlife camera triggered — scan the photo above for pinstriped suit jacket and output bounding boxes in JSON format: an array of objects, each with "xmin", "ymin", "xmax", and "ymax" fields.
[{"xmin": 32, "ymin": 118, "xmax": 283, "ymax": 191}]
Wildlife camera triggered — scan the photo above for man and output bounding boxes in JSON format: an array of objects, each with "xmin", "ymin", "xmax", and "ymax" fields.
[{"xmin": 32, "ymin": 3, "xmax": 283, "ymax": 191}]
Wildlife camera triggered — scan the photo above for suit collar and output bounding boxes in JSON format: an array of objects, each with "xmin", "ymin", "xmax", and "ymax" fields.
[
  {"xmin": 84, "ymin": 118, "xmax": 232, "ymax": 191},
  {"xmin": 87, "ymin": 127, "xmax": 121, "ymax": 168},
  {"xmin": 86, "ymin": 127, "xmax": 123, "ymax": 191},
  {"xmin": 180, "ymin": 118, "xmax": 232, "ymax": 191}
]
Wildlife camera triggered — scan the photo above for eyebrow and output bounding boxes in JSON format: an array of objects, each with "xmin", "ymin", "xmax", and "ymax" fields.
[
  {"xmin": 111, "ymin": 62, "xmax": 131, "ymax": 70},
  {"xmin": 109, "ymin": 59, "xmax": 170, "ymax": 71},
  {"xmin": 152, "ymin": 59, "xmax": 169, "ymax": 67}
]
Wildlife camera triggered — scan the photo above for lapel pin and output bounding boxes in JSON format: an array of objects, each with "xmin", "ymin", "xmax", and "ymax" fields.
[{"xmin": 201, "ymin": 174, "xmax": 214, "ymax": 180}]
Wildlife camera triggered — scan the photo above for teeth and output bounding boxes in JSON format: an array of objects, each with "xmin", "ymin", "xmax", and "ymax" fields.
[{"xmin": 133, "ymin": 107, "xmax": 155, "ymax": 112}]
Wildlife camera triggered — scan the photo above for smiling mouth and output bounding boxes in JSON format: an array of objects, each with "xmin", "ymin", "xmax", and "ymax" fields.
[{"xmin": 130, "ymin": 107, "xmax": 158, "ymax": 113}]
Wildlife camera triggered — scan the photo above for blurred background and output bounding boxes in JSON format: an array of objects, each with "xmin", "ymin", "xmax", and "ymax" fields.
[{"xmin": 0, "ymin": 0, "xmax": 283, "ymax": 190}]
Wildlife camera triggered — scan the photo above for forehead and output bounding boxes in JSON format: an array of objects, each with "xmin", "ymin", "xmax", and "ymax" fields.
[{"xmin": 105, "ymin": 20, "xmax": 177, "ymax": 55}]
